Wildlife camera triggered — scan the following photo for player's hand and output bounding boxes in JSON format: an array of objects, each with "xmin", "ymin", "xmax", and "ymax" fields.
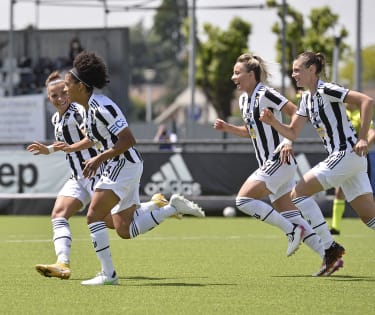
[
  {"xmin": 279, "ymin": 143, "xmax": 294, "ymax": 164},
  {"xmin": 259, "ymin": 108, "xmax": 274, "ymax": 125},
  {"xmin": 83, "ymin": 156, "xmax": 102, "ymax": 178},
  {"xmin": 213, "ymin": 118, "xmax": 228, "ymax": 131},
  {"xmin": 354, "ymin": 138, "xmax": 369, "ymax": 157},
  {"xmin": 26, "ymin": 141, "xmax": 49, "ymax": 155}
]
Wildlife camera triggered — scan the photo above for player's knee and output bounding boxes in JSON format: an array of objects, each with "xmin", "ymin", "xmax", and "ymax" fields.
[{"xmin": 116, "ymin": 229, "xmax": 131, "ymax": 239}]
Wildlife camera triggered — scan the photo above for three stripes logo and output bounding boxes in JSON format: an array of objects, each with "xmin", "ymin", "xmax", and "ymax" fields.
[{"xmin": 144, "ymin": 153, "xmax": 201, "ymax": 196}]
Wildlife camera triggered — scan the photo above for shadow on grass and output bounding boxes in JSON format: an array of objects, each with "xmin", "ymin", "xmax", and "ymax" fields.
[{"xmin": 272, "ymin": 275, "xmax": 375, "ymax": 282}]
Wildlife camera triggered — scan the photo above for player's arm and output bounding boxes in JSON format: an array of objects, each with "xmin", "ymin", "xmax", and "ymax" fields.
[
  {"xmin": 54, "ymin": 136, "xmax": 95, "ymax": 153},
  {"xmin": 83, "ymin": 127, "xmax": 136, "ymax": 178},
  {"xmin": 213, "ymin": 118, "xmax": 249, "ymax": 138},
  {"xmin": 260, "ymin": 108, "xmax": 306, "ymax": 142}
]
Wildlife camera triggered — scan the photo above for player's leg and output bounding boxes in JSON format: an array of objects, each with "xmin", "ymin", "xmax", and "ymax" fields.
[
  {"xmin": 81, "ymin": 188, "xmax": 119, "ymax": 286},
  {"xmin": 235, "ymin": 177, "xmax": 303, "ymax": 257},
  {"xmin": 330, "ymin": 187, "xmax": 345, "ymax": 235},
  {"xmin": 35, "ymin": 178, "xmax": 89, "ymax": 279}
]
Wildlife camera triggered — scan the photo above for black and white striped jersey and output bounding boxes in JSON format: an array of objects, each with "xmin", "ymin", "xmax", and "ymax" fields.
[
  {"xmin": 239, "ymin": 83, "xmax": 288, "ymax": 167},
  {"xmin": 296, "ymin": 80, "xmax": 354, "ymax": 154},
  {"xmin": 85, "ymin": 93, "xmax": 142, "ymax": 163},
  {"xmin": 52, "ymin": 103, "xmax": 98, "ymax": 178}
]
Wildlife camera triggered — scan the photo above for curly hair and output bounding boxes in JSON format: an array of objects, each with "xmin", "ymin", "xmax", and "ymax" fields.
[{"xmin": 72, "ymin": 51, "xmax": 109, "ymax": 89}]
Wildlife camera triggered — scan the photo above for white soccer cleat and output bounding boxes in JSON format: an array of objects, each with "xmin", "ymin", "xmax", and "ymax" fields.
[
  {"xmin": 286, "ymin": 224, "xmax": 304, "ymax": 257},
  {"xmin": 169, "ymin": 194, "xmax": 205, "ymax": 218},
  {"xmin": 81, "ymin": 271, "xmax": 119, "ymax": 286}
]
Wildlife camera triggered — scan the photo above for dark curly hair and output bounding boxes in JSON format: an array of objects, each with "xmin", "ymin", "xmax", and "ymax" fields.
[{"xmin": 72, "ymin": 51, "xmax": 109, "ymax": 89}]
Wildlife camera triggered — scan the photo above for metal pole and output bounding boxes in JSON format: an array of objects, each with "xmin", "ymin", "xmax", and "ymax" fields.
[
  {"xmin": 188, "ymin": 0, "xmax": 196, "ymax": 124},
  {"xmin": 280, "ymin": 0, "xmax": 286, "ymax": 95},
  {"xmin": 7, "ymin": 0, "xmax": 15, "ymax": 96},
  {"xmin": 332, "ymin": 36, "xmax": 341, "ymax": 83},
  {"xmin": 355, "ymin": 0, "xmax": 362, "ymax": 91}
]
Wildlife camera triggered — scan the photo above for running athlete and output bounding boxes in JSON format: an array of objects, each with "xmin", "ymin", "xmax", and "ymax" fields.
[
  {"xmin": 260, "ymin": 52, "xmax": 375, "ymax": 272},
  {"xmin": 330, "ymin": 104, "xmax": 375, "ymax": 235},
  {"xmin": 213, "ymin": 53, "xmax": 331, "ymax": 274},
  {"xmin": 56, "ymin": 51, "xmax": 205, "ymax": 286},
  {"xmin": 27, "ymin": 71, "xmax": 169, "ymax": 280}
]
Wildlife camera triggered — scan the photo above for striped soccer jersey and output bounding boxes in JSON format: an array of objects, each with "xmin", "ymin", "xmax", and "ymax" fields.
[
  {"xmin": 85, "ymin": 93, "xmax": 142, "ymax": 163},
  {"xmin": 239, "ymin": 83, "xmax": 288, "ymax": 167},
  {"xmin": 52, "ymin": 103, "xmax": 98, "ymax": 178},
  {"xmin": 296, "ymin": 80, "xmax": 355, "ymax": 154}
]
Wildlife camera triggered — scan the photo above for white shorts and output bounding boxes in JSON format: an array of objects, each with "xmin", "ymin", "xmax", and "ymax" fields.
[
  {"xmin": 95, "ymin": 159, "xmax": 143, "ymax": 215},
  {"xmin": 312, "ymin": 150, "xmax": 372, "ymax": 202},
  {"xmin": 249, "ymin": 158, "xmax": 297, "ymax": 203},
  {"xmin": 58, "ymin": 176, "xmax": 97, "ymax": 212}
]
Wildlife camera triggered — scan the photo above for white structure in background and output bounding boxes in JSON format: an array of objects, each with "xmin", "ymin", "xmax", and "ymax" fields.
[
  {"xmin": 144, "ymin": 68, "xmax": 156, "ymax": 123},
  {"xmin": 153, "ymin": 87, "xmax": 217, "ymax": 126}
]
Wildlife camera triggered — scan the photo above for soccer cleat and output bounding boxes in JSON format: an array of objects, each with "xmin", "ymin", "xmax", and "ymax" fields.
[
  {"xmin": 169, "ymin": 194, "xmax": 205, "ymax": 218},
  {"xmin": 330, "ymin": 228, "xmax": 340, "ymax": 235},
  {"xmin": 81, "ymin": 271, "xmax": 119, "ymax": 286},
  {"xmin": 313, "ymin": 241, "xmax": 345, "ymax": 276},
  {"xmin": 324, "ymin": 258, "xmax": 344, "ymax": 276},
  {"xmin": 151, "ymin": 193, "xmax": 182, "ymax": 219},
  {"xmin": 35, "ymin": 262, "xmax": 71, "ymax": 280},
  {"xmin": 286, "ymin": 224, "xmax": 304, "ymax": 257}
]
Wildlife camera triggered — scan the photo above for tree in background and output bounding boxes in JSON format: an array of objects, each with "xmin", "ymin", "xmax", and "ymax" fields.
[
  {"xmin": 340, "ymin": 45, "xmax": 375, "ymax": 89},
  {"xmin": 267, "ymin": 1, "xmax": 348, "ymax": 92},
  {"xmin": 195, "ymin": 17, "xmax": 251, "ymax": 120}
]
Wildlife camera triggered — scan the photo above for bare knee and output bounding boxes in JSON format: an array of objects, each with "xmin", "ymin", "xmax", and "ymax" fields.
[{"xmin": 116, "ymin": 229, "xmax": 131, "ymax": 239}]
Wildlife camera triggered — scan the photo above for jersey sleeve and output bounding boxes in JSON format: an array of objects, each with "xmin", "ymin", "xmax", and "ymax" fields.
[
  {"xmin": 296, "ymin": 93, "xmax": 308, "ymax": 117},
  {"xmin": 100, "ymin": 104, "xmax": 129, "ymax": 136},
  {"xmin": 263, "ymin": 88, "xmax": 288, "ymax": 111},
  {"xmin": 323, "ymin": 82, "xmax": 349, "ymax": 102}
]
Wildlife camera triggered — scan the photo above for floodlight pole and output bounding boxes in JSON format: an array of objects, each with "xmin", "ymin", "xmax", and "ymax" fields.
[
  {"xmin": 8, "ymin": 0, "xmax": 15, "ymax": 96},
  {"xmin": 188, "ymin": 0, "xmax": 196, "ymax": 128},
  {"xmin": 355, "ymin": 0, "xmax": 362, "ymax": 91},
  {"xmin": 280, "ymin": 0, "xmax": 287, "ymax": 95}
]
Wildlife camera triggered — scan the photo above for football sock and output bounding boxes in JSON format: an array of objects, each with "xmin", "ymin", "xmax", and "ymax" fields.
[
  {"xmin": 331, "ymin": 198, "xmax": 345, "ymax": 231},
  {"xmin": 366, "ymin": 217, "xmax": 375, "ymax": 229},
  {"xmin": 236, "ymin": 197, "xmax": 295, "ymax": 234},
  {"xmin": 292, "ymin": 196, "xmax": 334, "ymax": 249},
  {"xmin": 52, "ymin": 217, "xmax": 71, "ymax": 264},
  {"xmin": 133, "ymin": 202, "xmax": 159, "ymax": 218},
  {"xmin": 88, "ymin": 221, "xmax": 115, "ymax": 277},
  {"xmin": 129, "ymin": 206, "xmax": 176, "ymax": 238},
  {"xmin": 281, "ymin": 210, "xmax": 324, "ymax": 258}
]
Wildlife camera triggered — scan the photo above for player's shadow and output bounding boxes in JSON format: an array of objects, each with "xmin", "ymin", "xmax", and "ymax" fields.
[
  {"xmin": 120, "ymin": 275, "xmax": 237, "ymax": 287},
  {"xmin": 272, "ymin": 275, "xmax": 375, "ymax": 282}
]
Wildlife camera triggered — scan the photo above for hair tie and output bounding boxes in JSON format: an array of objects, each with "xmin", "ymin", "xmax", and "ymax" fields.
[{"xmin": 69, "ymin": 68, "xmax": 92, "ymax": 88}]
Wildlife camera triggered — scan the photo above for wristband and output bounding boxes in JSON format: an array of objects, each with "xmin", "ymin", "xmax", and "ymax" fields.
[
  {"xmin": 47, "ymin": 145, "xmax": 55, "ymax": 154},
  {"xmin": 282, "ymin": 138, "xmax": 292, "ymax": 146}
]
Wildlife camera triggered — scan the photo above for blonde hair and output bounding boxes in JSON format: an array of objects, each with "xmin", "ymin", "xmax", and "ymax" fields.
[{"xmin": 236, "ymin": 53, "xmax": 270, "ymax": 83}]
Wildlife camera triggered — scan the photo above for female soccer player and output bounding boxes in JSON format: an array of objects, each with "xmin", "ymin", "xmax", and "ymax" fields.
[
  {"xmin": 57, "ymin": 51, "xmax": 204, "ymax": 285},
  {"xmin": 260, "ymin": 51, "xmax": 375, "ymax": 274},
  {"xmin": 27, "ymin": 71, "xmax": 169, "ymax": 280},
  {"xmin": 214, "ymin": 53, "xmax": 335, "ymax": 275}
]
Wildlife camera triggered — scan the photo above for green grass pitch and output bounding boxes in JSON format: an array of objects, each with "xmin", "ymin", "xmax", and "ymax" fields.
[{"xmin": 0, "ymin": 216, "xmax": 374, "ymax": 315}]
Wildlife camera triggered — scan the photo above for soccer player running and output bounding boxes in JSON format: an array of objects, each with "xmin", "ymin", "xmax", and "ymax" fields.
[
  {"xmin": 260, "ymin": 51, "xmax": 375, "ymax": 275},
  {"xmin": 56, "ymin": 51, "xmax": 204, "ymax": 285},
  {"xmin": 214, "ymin": 53, "xmax": 332, "ymax": 274},
  {"xmin": 330, "ymin": 104, "xmax": 375, "ymax": 235},
  {"xmin": 27, "ymin": 71, "xmax": 169, "ymax": 280}
]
